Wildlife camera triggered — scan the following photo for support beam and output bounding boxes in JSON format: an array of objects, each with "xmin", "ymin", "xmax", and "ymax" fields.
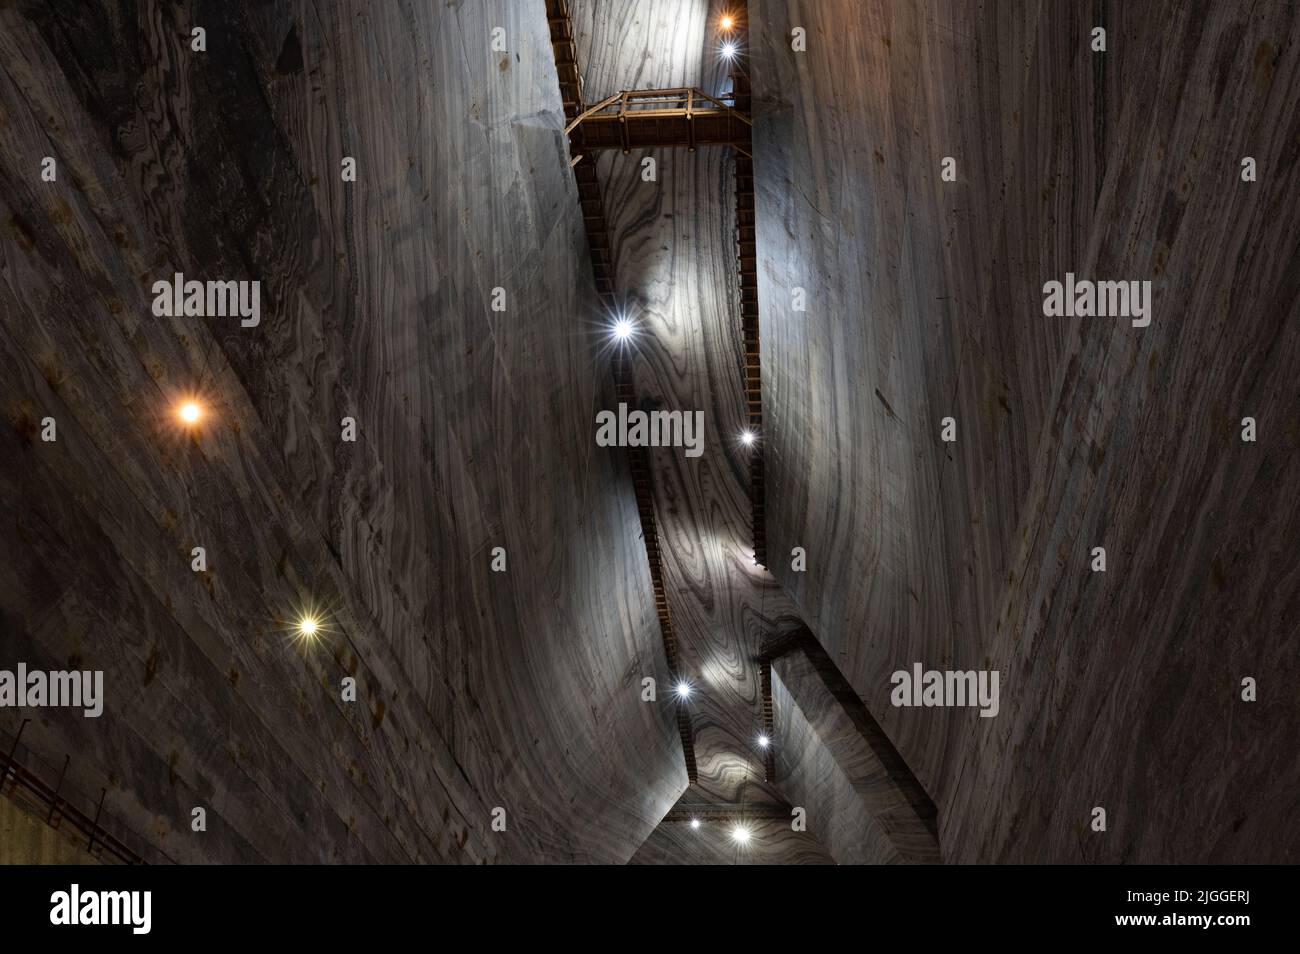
[
  {"xmin": 544, "ymin": 0, "xmax": 584, "ymax": 122},
  {"xmin": 730, "ymin": 2, "xmax": 766, "ymax": 567},
  {"xmin": 663, "ymin": 801, "xmax": 793, "ymax": 823},
  {"xmin": 759, "ymin": 655, "xmax": 775, "ymax": 781},
  {"xmin": 765, "ymin": 630, "xmax": 941, "ymax": 863}
]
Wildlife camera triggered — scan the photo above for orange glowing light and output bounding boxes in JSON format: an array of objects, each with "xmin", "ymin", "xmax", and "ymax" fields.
[
  {"xmin": 177, "ymin": 401, "xmax": 203, "ymax": 425},
  {"xmin": 720, "ymin": 14, "xmax": 736, "ymax": 31}
]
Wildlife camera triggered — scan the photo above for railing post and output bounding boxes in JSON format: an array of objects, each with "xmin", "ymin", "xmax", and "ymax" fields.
[
  {"xmin": 86, "ymin": 787, "xmax": 106, "ymax": 856},
  {"xmin": 1, "ymin": 719, "xmax": 29, "ymax": 796},
  {"xmin": 46, "ymin": 754, "xmax": 70, "ymax": 827}
]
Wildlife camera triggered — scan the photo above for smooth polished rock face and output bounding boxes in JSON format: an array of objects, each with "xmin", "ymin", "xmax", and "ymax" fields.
[
  {"xmin": 0, "ymin": 0, "xmax": 685, "ymax": 863},
  {"xmin": 751, "ymin": 0, "xmax": 1300, "ymax": 862},
  {"xmin": 0, "ymin": 0, "xmax": 1295, "ymax": 868}
]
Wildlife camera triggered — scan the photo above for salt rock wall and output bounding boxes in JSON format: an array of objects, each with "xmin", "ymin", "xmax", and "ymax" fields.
[
  {"xmin": 0, "ymin": 0, "xmax": 684, "ymax": 863},
  {"xmin": 751, "ymin": 0, "xmax": 1300, "ymax": 862}
]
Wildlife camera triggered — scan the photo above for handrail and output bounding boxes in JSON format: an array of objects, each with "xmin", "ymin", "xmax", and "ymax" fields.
[
  {"xmin": 0, "ymin": 722, "xmax": 148, "ymax": 865},
  {"xmin": 564, "ymin": 86, "xmax": 752, "ymax": 137}
]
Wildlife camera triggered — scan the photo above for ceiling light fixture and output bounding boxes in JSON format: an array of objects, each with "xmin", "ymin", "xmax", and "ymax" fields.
[
  {"xmin": 296, "ymin": 615, "xmax": 320, "ymax": 639},
  {"xmin": 690, "ymin": 818, "xmax": 701, "ymax": 830},
  {"xmin": 177, "ymin": 400, "xmax": 203, "ymax": 426},
  {"xmin": 720, "ymin": 41, "xmax": 739, "ymax": 60},
  {"xmin": 611, "ymin": 316, "xmax": 635, "ymax": 341},
  {"xmin": 740, "ymin": 428, "xmax": 757, "ymax": 447},
  {"xmin": 719, "ymin": 14, "xmax": 736, "ymax": 31},
  {"xmin": 731, "ymin": 824, "xmax": 751, "ymax": 845},
  {"xmin": 674, "ymin": 680, "xmax": 692, "ymax": 700},
  {"xmin": 757, "ymin": 734, "xmax": 770, "ymax": 748}
]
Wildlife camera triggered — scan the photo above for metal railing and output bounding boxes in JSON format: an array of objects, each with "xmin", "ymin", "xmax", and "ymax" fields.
[
  {"xmin": 0, "ymin": 720, "xmax": 147, "ymax": 865},
  {"xmin": 564, "ymin": 87, "xmax": 753, "ymax": 155}
]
